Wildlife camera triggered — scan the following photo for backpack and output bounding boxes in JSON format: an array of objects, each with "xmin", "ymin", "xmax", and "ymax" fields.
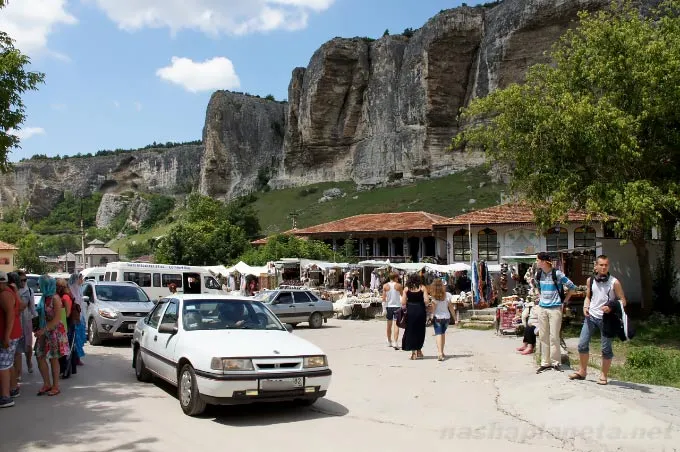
[{"xmin": 535, "ymin": 268, "xmax": 564, "ymax": 303}]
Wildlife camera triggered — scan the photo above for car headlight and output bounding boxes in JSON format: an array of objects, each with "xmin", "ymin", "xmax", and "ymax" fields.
[
  {"xmin": 210, "ymin": 358, "xmax": 254, "ymax": 371},
  {"xmin": 303, "ymin": 355, "xmax": 327, "ymax": 368},
  {"xmin": 98, "ymin": 308, "xmax": 118, "ymax": 320}
]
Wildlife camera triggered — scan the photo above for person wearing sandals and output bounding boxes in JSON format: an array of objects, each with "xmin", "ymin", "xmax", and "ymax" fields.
[
  {"xmin": 17, "ymin": 271, "xmax": 37, "ymax": 375},
  {"xmin": 569, "ymin": 255, "xmax": 628, "ymax": 385},
  {"xmin": 429, "ymin": 279, "xmax": 452, "ymax": 361},
  {"xmin": 401, "ymin": 274, "xmax": 429, "ymax": 360},
  {"xmin": 34, "ymin": 276, "xmax": 69, "ymax": 397},
  {"xmin": 0, "ymin": 271, "xmax": 23, "ymax": 408}
]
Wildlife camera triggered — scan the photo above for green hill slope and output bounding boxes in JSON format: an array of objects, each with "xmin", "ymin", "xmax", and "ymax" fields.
[{"xmin": 253, "ymin": 166, "xmax": 504, "ymax": 235}]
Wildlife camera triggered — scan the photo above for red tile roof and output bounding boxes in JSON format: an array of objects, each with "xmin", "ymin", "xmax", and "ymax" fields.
[
  {"xmin": 0, "ymin": 240, "xmax": 18, "ymax": 251},
  {"xmin": 435, "ymin": 203, "xmax": 592, "ymax": 226},
  {"xmin": 292, "ymin": 211, "xmax": 449, "ymax": 235},
  {"xmin": 250, "ymin": 211, "xmax": 448, "ymax": 245}
]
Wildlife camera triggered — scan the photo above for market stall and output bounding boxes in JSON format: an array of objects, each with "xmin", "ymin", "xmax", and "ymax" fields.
[{"xmin": 333, "ymin": 292, "xmax": 384, "ymax": 319}]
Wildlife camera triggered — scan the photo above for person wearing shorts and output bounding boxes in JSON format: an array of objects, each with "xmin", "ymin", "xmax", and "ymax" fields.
[
  {"xmin": 429, "ymin": 279, "xmax": 452, "ymax": 361},
  {"xmin": 0, "ymin": 271, "xmax": 22, "ymax": 408},
  {"xmin": 382, "ymin": 273, "xmax": 403, "ymax": 349}
]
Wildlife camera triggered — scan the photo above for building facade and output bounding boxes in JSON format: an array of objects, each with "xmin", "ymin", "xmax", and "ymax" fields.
[
  {"xmin": 74, "ymin": 239, "xmax": 119, "ymax": 269},
  {"xmin": 0, "ymin": 241, "xmax": 18, "ymax": 273}
]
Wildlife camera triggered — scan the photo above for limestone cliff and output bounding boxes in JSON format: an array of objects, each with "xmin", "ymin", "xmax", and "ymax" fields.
[
  {"xmin": 0, "ymin": 0, "xmax": 647, "ymax": 213},
  {"xmin": 199, "ymin": 92, "xmax": 285, "ymax": 199},
  {"xmin": 0, "ymin": 145, "xmax": 202, "ymax": 219}
]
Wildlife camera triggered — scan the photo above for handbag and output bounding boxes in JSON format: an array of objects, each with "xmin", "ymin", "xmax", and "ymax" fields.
[{"xmin": 395, "ymin": 306, "xmax": 407, "ymax": 329}]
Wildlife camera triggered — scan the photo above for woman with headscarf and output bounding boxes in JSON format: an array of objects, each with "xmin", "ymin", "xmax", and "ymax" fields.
[
  {"xmin": 34, "ymin": 276, "xmax": 69, "ymax": 396},
  {"xmin": 68, "ymin": 273, "xmax": 86, "ymax": 365}
]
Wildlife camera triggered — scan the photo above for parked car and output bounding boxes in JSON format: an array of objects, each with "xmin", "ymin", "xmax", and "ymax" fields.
[
  {"xmin": 82, "ymin": 281, "xmax": 155, "ymax": 345},
  {"xmin": 253, "ymin": 289, "xmax": 333, "ymax": 328},
  {"xmin": 131, "ymin": 295, "xmax": 332, "ymax": 416}
]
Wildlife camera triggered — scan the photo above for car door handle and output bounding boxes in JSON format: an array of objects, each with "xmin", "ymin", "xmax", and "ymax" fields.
[
  {"xmin": 288, "ymin": 305, "xmax": 295, "ymax": 308},
  {"xmin": 141, "ymin": 331, "xmax": 144, "ymax": 336},
  {"xmin": 154, "ymin": 335, "xmax": 157, "ymax": 342},
  {"xmin": 308, "ymin": 304, "xmax": 315, "ymax": 306}
]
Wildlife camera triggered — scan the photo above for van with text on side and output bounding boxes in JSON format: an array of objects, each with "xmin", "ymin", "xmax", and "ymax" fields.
[
  {"xmin": 102, "ymin": 262, "xmax": 225, "ymax": 301},
  {"xmin": 81, "ymin": 267, "xmax": 106, "ymax": 282}
]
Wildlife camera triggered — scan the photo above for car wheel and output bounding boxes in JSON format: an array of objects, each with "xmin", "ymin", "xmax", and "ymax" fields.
[
  {"xmin": 179, "ymin": 364, "xmax": 207, "ymax": 416},
  {"xmin": 88, "ymin": 319, "xmax": 102, "ymax": 346},
  {"xmin": 309, "ymin": 312, "xmax": 323, "ymax": 329},
  {"xmin": 135, "ymin": 347, "xmax": 153, "ymax": 382}
]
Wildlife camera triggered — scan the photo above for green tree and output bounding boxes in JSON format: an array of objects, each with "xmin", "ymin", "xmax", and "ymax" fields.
[
  {"xmin": 453, "ymin": 0, "xmax": 680, "ymax": 312},
  {"xmin": 383, "ymin": 29, "xmax": 390, "ymax": 37},
  {"xmin": 237, "ymin": 234, "xmax": 335, "ymax": 266},
  {"xmin": 0, "ymin": 1, "xmax": 46, "ymax": 171},
  {"xmin": 126, "ymin": 240, "xmax": 152, "ymax": 260},
  {"xmin": 15, "ymin": 234, "xmax": 46, "ymax": 273},
  {"xmin": 225, "ymin": 196, "xmax": 261, "ymax": 239}
]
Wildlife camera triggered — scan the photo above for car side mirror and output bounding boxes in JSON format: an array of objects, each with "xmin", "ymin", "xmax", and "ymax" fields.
[
  {"xmin": 83, "ymin": 296, "xmax": 90, "ymax": 304},
  {"xmin": 285, "ymin": 324, "xmax": 294, "ymax": 333},
  {"xmin": 158, "ymin": 323, "xmax": 178, "ymax": 335}
]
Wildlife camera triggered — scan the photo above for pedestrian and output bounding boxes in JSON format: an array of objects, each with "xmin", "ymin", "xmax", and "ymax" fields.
[
  {"xmin": 68, "ymin": 273, "xmax": 86, "ymax": 366},
  {"xmin": 535, "ymin": 251, "xmax": 576, "ymax": 374},
  {"xmin": 429, "ymin": 278, "xmax": 452, "ymax": 361},
  {"xmin": 56, "ymin": 279, "xmax": 77, "ymax": 377},
  {"xmin": 517, "ymin": 300, "xmax": 539, "ymax": 355},
  {"xmin": 401, "ymin": 273, "xmax": 429, "ymax": 360},
  {"xmin": 0, "ymin": 271, "xmax": 22, "ymax": 407},
  {"xmin": 17, "ymin": 271, "xmax": 37, "ymax": 374},
  {"xmin": 34, "ymin": 275, "xmax": 69, "ymax": 397},
  {"xmin": 382, "ymin": 272, "xmax": 403, "ymax": 349},
  {"xmin": 569, "ymin": 255, "xmax": 628, "ymax": 385},
  {"xmin": 168, "ymin": 283, "xmax": 177, "ymax": 294}
]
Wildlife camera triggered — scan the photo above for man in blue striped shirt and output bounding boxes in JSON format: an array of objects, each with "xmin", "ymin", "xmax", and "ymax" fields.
[{"xmin": 535, "ymin": 251, "xmax": 576, "ymax": 374}]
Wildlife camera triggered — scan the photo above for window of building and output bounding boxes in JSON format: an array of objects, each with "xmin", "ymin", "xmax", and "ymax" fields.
[
  {"xmin": 453, "ymin": 229, "xmax": 470, "ymax": 262},
  {"xmin": 574, "ymin": 226, "xmax": 596, "ymax": 248},
  {"xmin": 478, "ymin": 228, "xmax": 498, "ymax": 261},
  {"xmin": 546, "ymin": 227, "xmax": 568, "ymax": 252}
]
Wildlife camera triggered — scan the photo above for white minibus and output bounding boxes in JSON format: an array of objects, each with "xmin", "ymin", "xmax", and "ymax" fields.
[{"xmin": 103, "ymin": 262, "xmax": 225, "ymax": 300}]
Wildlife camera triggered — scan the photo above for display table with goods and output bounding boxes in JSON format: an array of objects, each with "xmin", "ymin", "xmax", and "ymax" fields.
[
  {"xmin": 333, "ymin": 292, "xmax": 383, "ymax": 319},
  {"xmin": 320, "ymin": 290, "xmax": 346, "ymax": 302},
  {"xmin": 495, "ymin": 295, "xmax": 524, "ymax": 335}
]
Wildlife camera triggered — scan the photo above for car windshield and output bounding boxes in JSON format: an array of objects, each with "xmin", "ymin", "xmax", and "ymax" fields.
[
  {"xmin": 95, "ymin": 285, "xmax": 150, "ymax": 302},
  {"xmin": 182, "ymin": 300, "xmax": 285, "ymax": 331},
  {"xmin": 253, "ymin": 291, "xmax": 277, "ymax": 303},
  {"xmin": 26, "ymin": 276, "xmax": 40, "ymax": 294}
]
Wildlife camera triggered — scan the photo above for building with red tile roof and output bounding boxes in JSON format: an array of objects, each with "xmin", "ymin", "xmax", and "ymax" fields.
[
  {"xmin": 252, "ymin": 212, "xmax": 449, "ymax": 263},
  {"xmin": 0, "ymin": 240, "xmax": 18, "ymax": 272}
]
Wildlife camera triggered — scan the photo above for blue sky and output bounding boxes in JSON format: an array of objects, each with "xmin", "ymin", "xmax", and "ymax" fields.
[{"xmin": 3, "ymin": 0, "xmax": 481, "ymax": 161}]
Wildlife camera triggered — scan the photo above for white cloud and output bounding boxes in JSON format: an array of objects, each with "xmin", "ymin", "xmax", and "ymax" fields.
[
  {"xmin": 113, "ymin": 100, "xmax": 120, "ymax": 108},
  {"xmin": 0, "ymin": 0, "xmax": 77, "ymax": 56},
  {"xmin": 88, "ymin": 0, "xmax": 334, "ymax": 36},
  {"xmin": 156, "ymin": 56, "xmax": 240, "ymax": 93},
  {"xmin": 9, "ymin": 127, "xmax": 46, "ymax": 140},
  {"xmin": 134, "ymin": 101, "xmax": 143, "ymax": 111}
]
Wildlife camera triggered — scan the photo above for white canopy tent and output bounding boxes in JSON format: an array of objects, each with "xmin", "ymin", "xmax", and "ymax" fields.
[{"xmin": 207, "ymin": 261, "xmax": 269, "ymax": 277}]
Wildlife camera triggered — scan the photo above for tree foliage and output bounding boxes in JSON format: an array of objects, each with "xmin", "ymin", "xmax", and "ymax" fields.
[
  {"xmin": 237, "ymin": 235, "xmax": 335, "ymax": 266},
  {"xmin": 185, "ymin": 192, "xmax": 261, "ymax": 239},
  {"xmin": 0, "ymin": 4, "xmax": 46, "ymax": 171},
  {"xmin": 15, "ymin": 234, "xmax": 46, "ymax": 274},
  {"xmin": 453, "ymin": 0, "xmax": 680, "ymax": 311}
]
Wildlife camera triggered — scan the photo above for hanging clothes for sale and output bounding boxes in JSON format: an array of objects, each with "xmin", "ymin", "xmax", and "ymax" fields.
[{"xmin": 471, "ymin": 260, "xmax": 480, "ymax": 304}]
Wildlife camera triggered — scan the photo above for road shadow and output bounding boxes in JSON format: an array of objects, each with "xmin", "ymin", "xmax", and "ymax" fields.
[
  {"xmin": 4, "ymin": 351, "xmax": 160, "ymax": 452},
  {"xmin": 291, "ymin": 324, "xmax": 342, "ymax": 330},
  {"xmin": 607, "ymin": 380, "xmax": 653, "ymax": 393},
  {"xmin": 96, "ymin": 338, "xmax": 133, "ymax": 349},
  {"xmin": 445, "ymin": 353, "xmax": 474, "ymax": 359},
  {"xmin": 209, "ymin": 397, "xmax": 349, "ymax": 426}
]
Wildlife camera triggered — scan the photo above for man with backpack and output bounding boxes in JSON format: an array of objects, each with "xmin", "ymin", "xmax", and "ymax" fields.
[
  {"xmin": 535, "ymin": 252, "xmax": 576, "ymax": 374},
  {"xmin": 569, "ymin": 255, "xmax": 628, "ymax": 385}
]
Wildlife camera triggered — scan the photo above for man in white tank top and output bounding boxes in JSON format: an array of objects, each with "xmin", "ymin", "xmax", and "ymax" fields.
[
  {"xmin": 382, "ymin": 273, "xmax": 403, "ymax": 349},
  {"xmin": 569, "ymin": 255, "xmax": 628, "ymax": 385}
]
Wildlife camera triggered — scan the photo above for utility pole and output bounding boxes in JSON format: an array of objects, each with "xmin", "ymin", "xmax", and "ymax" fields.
[
  {"xmin": 288, "ymin": 210, "xmax": 299, "ymax": 229},
  {"xmin": 80, "ymin": 199, "xmax": 87, "ymax": 270}
]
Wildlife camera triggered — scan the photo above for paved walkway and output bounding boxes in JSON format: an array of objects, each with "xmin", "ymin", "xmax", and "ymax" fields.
[{"xmin": 1, "ymin": 319, "xmax": 678, "ymax": 452}]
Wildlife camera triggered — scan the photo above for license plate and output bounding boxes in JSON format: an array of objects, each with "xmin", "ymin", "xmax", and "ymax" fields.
[
  {"xmin": 128, "ymin": 324, "xmax": 136, "ymax": 330},
  {"xmin": 260, "ymin": 377, "xmax": 303, "ymax": 390}
]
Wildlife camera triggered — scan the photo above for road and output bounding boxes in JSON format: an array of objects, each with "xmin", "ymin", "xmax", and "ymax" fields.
[{"xmin": 2, "ymin": 319, "xmax": 679, "ymax": 452}]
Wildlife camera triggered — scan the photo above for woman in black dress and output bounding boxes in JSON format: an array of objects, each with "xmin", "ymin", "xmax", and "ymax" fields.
[{"xmin": 401, "ymin": 274, "xmax": 430, "ymax": 360}]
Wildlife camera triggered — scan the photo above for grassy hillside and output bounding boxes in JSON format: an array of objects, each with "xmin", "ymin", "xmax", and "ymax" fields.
[
  {"xmin": 253, "ymin": 166, "xmax": 504, "ymax": 235},
  {"xmin": 111, "ymin": 166, "xmax": 505, "ymax": 255}
]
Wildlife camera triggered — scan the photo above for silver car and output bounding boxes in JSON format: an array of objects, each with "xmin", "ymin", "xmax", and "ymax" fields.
[
  {"xmin": 82, "ymin": 281, "xmax": 155, "ymax": 345},
  {"xmin": 253, "ymin": 289, "xmax": 333, "ymax": 328}
]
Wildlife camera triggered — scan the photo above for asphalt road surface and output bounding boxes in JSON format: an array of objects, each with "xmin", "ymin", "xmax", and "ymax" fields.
[{"xmin": 2, "ymin": 319, "xmax": 679, "ymax": 452}]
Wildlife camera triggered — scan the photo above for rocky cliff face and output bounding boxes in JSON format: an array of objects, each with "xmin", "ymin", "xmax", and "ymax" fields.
[
  {"xmin": 0, "ymin": 145, "xmax": 202, "ymax": 219},
  {"xmin": 199, "ymin": 92, "xmax": 285, "ymax": 199},
  {"xmin": 0, "ymin": 0, "xmax": 639, "ymax": 212},
  {"xmin": 267, "ymin": 0, "xmax": 616, "ymax": 190}
]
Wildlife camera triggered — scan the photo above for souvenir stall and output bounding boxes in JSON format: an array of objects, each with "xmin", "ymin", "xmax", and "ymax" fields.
[
  {"xmin": 471, "ymin": 260, "xmax": 494, "ymax": 309},
  {"xmin": 273, "ymin": 258, "xmax": 303, "ymax": 288},
  {"xmin": 555, "ymin": 248, "xmax": 592, "ymax": 323},
  {"xmin": 494, "ymin": 255, "xmax": 537, "ymax": 335},
  {"xmin": 333, "ymin": 292, "xmax": 384, "ymax": 319}
]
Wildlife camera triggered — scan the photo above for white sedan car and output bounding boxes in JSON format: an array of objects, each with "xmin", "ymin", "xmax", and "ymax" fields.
[{"xmin": 131, "ymin": 294, "xmax": 332, "ymax": 416}]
